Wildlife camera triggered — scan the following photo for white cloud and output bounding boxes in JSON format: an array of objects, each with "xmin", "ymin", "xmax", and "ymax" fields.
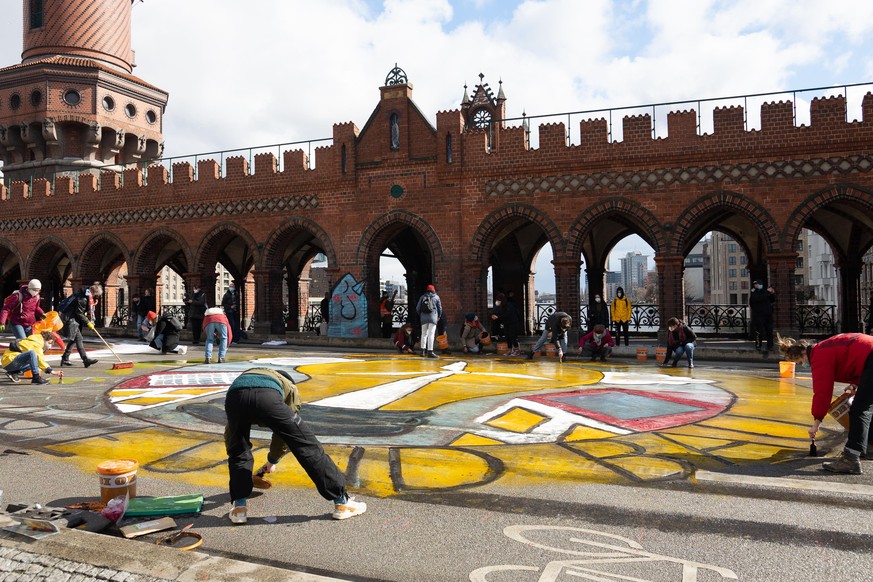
[{"xmin": 2, "ymin": 0, "xmax": 873, "ymax": 292}]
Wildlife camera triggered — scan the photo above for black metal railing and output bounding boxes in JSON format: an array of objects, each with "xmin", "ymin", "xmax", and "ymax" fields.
[
  {"xmin": 686, "ymin": 304, "xmax": 748, "ymax": 334},
  {"xmin": 796, "ymin": 305, "xmax": 837, "ymax": 335},
  {"xmin": 109, "ymin": 305, "xmax": 129, "ymax": 328}
]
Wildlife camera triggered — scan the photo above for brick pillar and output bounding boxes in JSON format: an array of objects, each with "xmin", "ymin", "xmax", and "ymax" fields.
[
  {"xmin": 655, "ymin": 255, "xmax": 685, "ymax": 339},
  {"xmin": 525, "ymin": 271, "xmax": 536, "ymax": 335},
  {"xmin": 766, "ymin": 253, "xmax": 799, "ymax": 336},
  {"xmin": 253, "ymin": 269, "xmax": 286, "ymax": 336},
  {"xmin": 836, "ymin": 255, "xmax": 863, "ymax": 332},
  {"xmin": 552, "ymin": 259, "xmax": 582, "ymax": 343},
  {"xmin": 298, "ymin": 274, "xmax": 312, "ymax": 332}
]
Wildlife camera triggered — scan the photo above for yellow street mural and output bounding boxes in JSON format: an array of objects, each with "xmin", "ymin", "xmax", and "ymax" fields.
[{"xmin": 44, "ymin": 356, "xmax": 837, "ymax": 498}]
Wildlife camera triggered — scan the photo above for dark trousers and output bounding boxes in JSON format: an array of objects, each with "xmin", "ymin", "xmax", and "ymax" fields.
[
  {"xmin": 752, "ymin": 315, "xmax": 773, "ymax": 349},
  {"xmin": 189, "ymin": 318, "xmax": 203, "ymax": 343},
  {"xmin": 62, "ymin": 320, "xmax": 88, "ymax": 362},
  {"xmin": 224, "ymin": 387, "xmax": 347, "ymax": 503},
  {"xmin": 846, "ymin": 353, "xmax": 873, "ymax": 456},
  {"xmin": 381, "ymin": 315, "xmax": 393, "ymax": 339},
  {"xmin": 613, "ymin": 321, "xmax": 629, "ymax": 346}
]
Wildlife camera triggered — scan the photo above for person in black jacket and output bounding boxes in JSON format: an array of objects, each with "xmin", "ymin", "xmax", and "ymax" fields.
[
  {"xmin": 749, "ymin": 280, "xmax": 775, "ymax": 352},
  {"xmin": 186, "ymin": 286, "xmax": 208, "ymax": 345},
  {"xmin": 146, "ymin": 312, "xmax": 187, "ymax": 355},
  {"xmin": 587, "ymin": 293, "xmax": 610, "ymax": 331},
  {"xmin": 221, "ymin": 284, "xmax": 241, "ymax": 343},
  {"xmin": 59, "ymin": 282, "xmax": 101, "ymax": 368},
  {"xmin": 133, "ymin": 288, "xmax": 156, "ymax": 342},
  {"xmin": 661, "ymin": 317, "xmax": 698, "ymax": 368}
]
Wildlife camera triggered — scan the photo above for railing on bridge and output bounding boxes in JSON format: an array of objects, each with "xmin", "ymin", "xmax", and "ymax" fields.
[{"xmin": 107, "ymin": 302, "xmax": 841, "ymax": 337}]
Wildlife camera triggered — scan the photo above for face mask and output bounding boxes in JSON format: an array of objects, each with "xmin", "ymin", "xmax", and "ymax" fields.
[
  {"xmin": 28, "ymin": 289, "xmax": 39, "ymax": 297},
  {"xmin": 495, "ymin": 301, "xmax": 501, "ymax": 306},
  {"xmin": 594, "ymin": 333, "xmax": 603, "ymax": 341},
  {"xmin": 228, "ymin": 287, "xmax": 235, "ymax": 292},
  {"xmin": 754, "ymin": 284, "xmax": 761, "ymax": 290},
  {"xmin": 595, "ymin": 297, "xmax": 601, "ymax": 303},
  {"xmin": 617, "ymin": 292, "xmax": 623, "ymax": 298}
]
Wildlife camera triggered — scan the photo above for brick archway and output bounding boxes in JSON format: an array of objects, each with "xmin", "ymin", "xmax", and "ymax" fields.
[
  {"xmin": 78, "ymin": 232, "xmax": 130, "ymax": 281},
  {"xmin": 262, "ymin": 217, "xmax": 337, "ymax": 271},
  {"xmin": 566, "ymin": 197, "xmax": 666, "ymax": 261},
  {"xmin": 672, "ymin": 191, "xmax": 780, "ymax": 257},
  {"xmin": 132, "ymin": 227, "xmax": 193, "ymax": 280},
  {"xmin": 469, "ymin": 204, "xmax": 563, "ymax": 264},
  {"xmin": 195, "ymin": 222, "xmax": 257, "ymax": 275}
]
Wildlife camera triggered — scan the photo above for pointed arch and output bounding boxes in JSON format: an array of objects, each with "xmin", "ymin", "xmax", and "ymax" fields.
[
  {"xmin": 469, "ymin": 204, "xmax": 563, "ymax": 263},
  {"xmin": 262, "ymin": 217, "xmax": 337, "ymax": 271},
  {"xmin": 783, "ymin": 183, "xmax": 873, "ymax": 254},
  {"xmin": 671, "ymin": 190, "xmax": 781, "ymax": 256},
  {"xmin": 132, "ymin": 227, "xmax": 193, "ymax": 276},
  {"xmin": 356, "ymin": 210, "xmax": 443, "ymax": 265},
  {"xmin": 78, "ymin": 232, "xmax": 130, "ymax": 281},
  {"xmin": 566, "ymin": 197, "xmax": 667, "ymax": 260},
  {"xmin": 195, "ymin": 221, "xmax": 258, "ymax": 274}
]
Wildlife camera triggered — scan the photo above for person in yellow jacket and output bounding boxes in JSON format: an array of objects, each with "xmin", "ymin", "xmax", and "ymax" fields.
[
  {"xmin": 610, "ymin": 286, "xmax": 632, "ymax": 347},
  {"xmin": 2, "ymin": 330, "xmax": 57, "ymax": 385}
]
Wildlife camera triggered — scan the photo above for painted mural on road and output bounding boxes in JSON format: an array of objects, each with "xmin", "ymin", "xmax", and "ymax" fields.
[{"xmin": 41, "ymin": 355, "xmax": 819, "ymax": 497}]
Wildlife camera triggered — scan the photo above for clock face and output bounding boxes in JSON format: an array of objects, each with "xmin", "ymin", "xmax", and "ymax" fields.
[{"xmin": 472, "ymin": 108, "xmax": 492, "ymax": 128}]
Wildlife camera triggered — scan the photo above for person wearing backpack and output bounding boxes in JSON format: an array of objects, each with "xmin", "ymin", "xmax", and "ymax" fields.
[
  {"xmin": 0, "ymin": 279, "xmax": 46, "ymax": 340},
  {"xmin": 416, "ymin": 284, "xmax": 442, "ymax": 359},
  {"xmin": 59, "ymin": 282, "xmax": 101, "ymax": 368},
  {"xmin": 610, "ymin": 287, "xmax": 632, "ymax": 347}
]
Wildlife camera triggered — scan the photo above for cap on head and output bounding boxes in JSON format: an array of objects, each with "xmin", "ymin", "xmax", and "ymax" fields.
[
  {"xmin": 146, "ymin": 311, "xmax": 157, "ymax": 320},
  {"xmin": 27, "ymin": 279, "xmax": 41, "ymax": 291},
  {"xmin": 426, "ymin": 284, "xmax": 435, "ymax": 292}
]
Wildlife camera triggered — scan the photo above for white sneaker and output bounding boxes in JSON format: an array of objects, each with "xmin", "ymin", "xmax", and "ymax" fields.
[
  {"xmin": 229, "ymin": 504, "xmax": 247, "ymax": 524},
  {"xmin": 332, "ymin": 497, "xmax": 367, "ymax": 520},
  {"xmin": 176, "ymin": 345, "xmax": 188, "ymax": 355}
]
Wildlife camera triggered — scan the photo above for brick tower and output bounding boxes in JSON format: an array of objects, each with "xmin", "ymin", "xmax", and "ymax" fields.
[{"xmin": 0, "ymin": 0, "xmax": 169, "ymax": 182}]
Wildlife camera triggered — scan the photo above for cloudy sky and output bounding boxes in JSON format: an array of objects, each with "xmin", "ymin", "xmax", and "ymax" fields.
[{"xmin": 3, "ymin": 0, "xmax": 873, "ymax": 290}]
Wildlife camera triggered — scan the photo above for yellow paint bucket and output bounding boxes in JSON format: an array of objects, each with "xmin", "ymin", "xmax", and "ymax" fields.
[
  {"xmin": 496, "ymin": 342, "xmax": 509, "ymax": 355},
  {"xmin": 97, "ymin": 459, "xmax": 138, "ymax": 504},
  {"xmin": 436, "ymin": 333, "xmax": 449, "ymax": 350},
  {"xmin": 636, "ymin": 347, "xmax": 649, "ymax": 360},
  {"xmin": 779, "ymin": 361, "xmax": 796, "ymax": 378},
  {"xmin": 828, "ymin": 391, "xmax": 852, "ymax": 431}
]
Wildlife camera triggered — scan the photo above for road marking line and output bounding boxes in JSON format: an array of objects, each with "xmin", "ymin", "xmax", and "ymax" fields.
[{"xmin": 695, "ymin": 470, "xmax": 873, "ymax": 496}]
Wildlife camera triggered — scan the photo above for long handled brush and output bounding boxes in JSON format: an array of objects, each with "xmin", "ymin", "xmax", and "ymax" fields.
[{"xmin": 90, "ymin": 327, "xmax": 134, "ymax": 370}]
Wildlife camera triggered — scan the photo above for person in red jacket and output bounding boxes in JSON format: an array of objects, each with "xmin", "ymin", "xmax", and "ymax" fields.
[
  {"xmin": 0, "ymin": 279, "xmax": 46, "ymax": 339},
  {"xmin": 578, "ymin": 324, "xmax": 615, "ymax": 361},
  {"xmin": 779, "ymin": 333, "xmax": 873, "ymax": 474}
]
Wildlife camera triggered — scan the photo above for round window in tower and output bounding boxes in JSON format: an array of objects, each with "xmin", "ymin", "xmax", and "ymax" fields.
[
  {"xmin": 10, "ymin": 94, "xmax": 21, "ymax": 110},
  {"xmin": 145, "ymin": 110, "xmax": 157, "ymax": 124},
  {"xmin": 124, "ymin": 103, "xmax": 137, "ymax": 118},
  {"xmin": 102, "ymin": 95, "xmax": 115, "ymax": 111},
  {"xmin": 30, "ymin": 90, "xmax": 42, "ymax": 107},
  {"xmin": 63, "ymin": 89, "xmax": 81, "ymax": 106}
]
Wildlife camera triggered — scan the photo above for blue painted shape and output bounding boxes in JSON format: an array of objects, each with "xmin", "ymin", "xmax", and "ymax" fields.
[
  {"xmin": 552, "ymin": 392, "xmax": 703, "ymax": 420},
  {"xmin": 328, "ymin": 273, "xmax": 368, "ymax": 338}
]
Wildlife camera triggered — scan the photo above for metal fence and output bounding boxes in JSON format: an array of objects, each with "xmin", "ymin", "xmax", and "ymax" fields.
[{"xmin": 107, "ymin": 301, "xmax": 841, "ymax": 337}]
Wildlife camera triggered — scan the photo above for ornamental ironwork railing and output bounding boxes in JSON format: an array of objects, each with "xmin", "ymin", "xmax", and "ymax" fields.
[
  {"xmin": 795, "ymin": 305, "xmax": 837, "ymax": 335},
  {"xmin": 685, "ymin": 304, "xmax": 748, "ymax": 334},
  {"xmin": 109, "ymin": 305, "xmax": 129, "ymax": 328}
]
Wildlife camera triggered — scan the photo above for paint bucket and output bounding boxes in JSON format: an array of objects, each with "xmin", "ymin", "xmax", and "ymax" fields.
[
  {"xmin": 97, "ymin": 459, "xmax": 138, "ymax": 504},
  {"xmin": 479, "ymin": 331, "xmax": 491, "ymax": 346},
  {"xmin": 655, "ymin": 347, "xmax": 667, "ymax": 361},
  {"xmin": 779, "ymin": 361, "xmax": 796, "ymax": 379},
  {"xmin": 436, "ymin": 333, "xmax": 449, "ymax": 350},
  {"xmin": 828, "ymin": 391, "xmax": 853, "ymax": 431},
  {"xmin": 544, "ymin": 343, "xmax": 557, "ymax": 357},
  {"xmin": 636, "ymin": 347, "xmax": 649, "ymax": 360},
  {"xmin": 496, "ymin": 342, "xmax": 508, "ymax": 355}
]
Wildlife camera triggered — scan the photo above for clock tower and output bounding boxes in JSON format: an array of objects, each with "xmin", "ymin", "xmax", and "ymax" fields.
[{"xmin": 0, "ymin": 0, "xmax": 169, "ymax": 182}]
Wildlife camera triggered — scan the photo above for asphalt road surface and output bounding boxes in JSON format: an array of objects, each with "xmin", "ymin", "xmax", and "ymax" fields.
[{"xmin": 1, "ymin": 340, "xmax": 872, "ymax": 581}]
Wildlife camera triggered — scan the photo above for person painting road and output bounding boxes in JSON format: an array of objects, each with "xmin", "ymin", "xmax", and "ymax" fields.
[
  {"xmin": 224, "ymin": 367, "xmax": 367, "ymax": 524},
  {"xmin": 779, "ymin": 333, "xmax": 873, "ymax": 474}
]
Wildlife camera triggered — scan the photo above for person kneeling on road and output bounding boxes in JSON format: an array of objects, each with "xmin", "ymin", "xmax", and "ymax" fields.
[
  {"xmin": 224, "ymin": 368, "xmax": 367, "ymax": 524},
  {"xmin": 780, "ymin": 333, "xmax": 873, "ymax": 475},
  {"xmin": 3, "ymin": 330, "xmax": 58, "ymax": 385},
  {"xmin": 579, "ymin": 324, "xmax": 615, "ymax": 361},
  {"xmin": 145, "ymin": 311, "xmax": 187, "ymax": 355}
]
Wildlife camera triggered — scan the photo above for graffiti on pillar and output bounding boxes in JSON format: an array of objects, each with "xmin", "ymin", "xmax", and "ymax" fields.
[{"xmin": 328, "ymin": 273, "xmax": 367, "ymax": 337}]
